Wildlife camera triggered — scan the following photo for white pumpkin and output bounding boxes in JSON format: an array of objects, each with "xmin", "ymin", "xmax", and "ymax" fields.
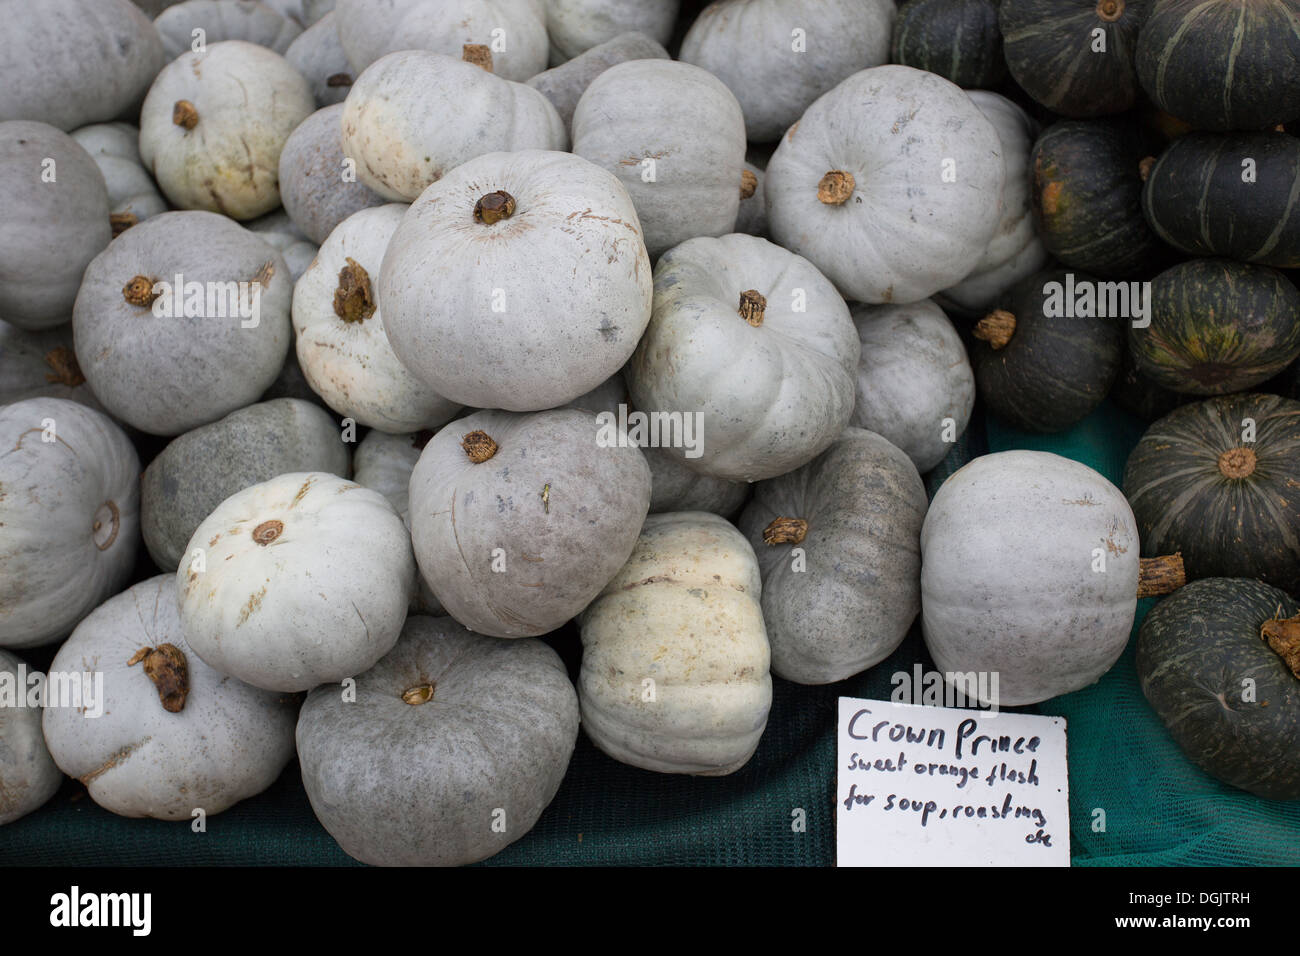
[
  {"xmin": 154, "ymin": 0, "xmax": 303, "ymax": 59},
  {"xmin": 176, "ymin": 471, "xmax": 415, "ymax": 692},
  {"xmin": 765, "ymin": 64, "xmax": 1005, "ymax": 305},
  {"xmin": 0, "ymin": 320, "xmax": 104, "ymax": 412},
  {"xmin": 0, "ymin": 0, "xmax": 165, "ymax": 131},
  {"xmin": 341, "ymin": 49, "xmax": 565, "ymax": 203},
  {"xmin": 921, "ymin": 451, "xmax": 1140, "ymax": 706},
  {"xmin": 70, "ymin": 123, "xmax": 170, "ymax": 236},
  {"xmin": 0, "ymin": 121, "xmax": 111, "ymax": 330},
  {"xmin": 379, "ymin": 149, "xmax": 652, "ymax": 411},
  {"xmin": 0, "ymin": 399, "xmax": 140, "ymax": 649},
  {"xmin": 139, "ymin": 41, "xmax": 315, "ymax": 220},
  {"xmin": 0, "ymin": 650, "xmax": 62, "ymax": 826},
  {"xmin": 525, "ymin": 31, "xmax": 670, "ymax": 131},
  {"xmin": 334, "ymin": 0, "xmax": 548, "ymax": 81},
  {"xmin": 245, "ymin": 209, "xmax": 319, "ymax": 280},
  {"xmin": 279, "ymin": 105, "xmax": 384, "ymax": 244},
  {"xmin": 544, "ymin": 0, "xmax": 678, "ymax": 63},
  {"xmin": 626, "ymin": 233, "xmax": 860, "ymax": 482},
  {"xmin": 284, "ymin": 11, "xmax": 353, "ymax": 106},
  {"xmin": 680, "ymin": 0, "xmax": 894, "ymax": 143},
  {"xmin": 572, "ymin": 59, "xmax": 747, "ymax": 257},
  {"xmin": 849, "ymin": 298, "xmax": 975, "ymax": 473},
  {"xmin": 293, "ymin": 204, "xmax": 461, "ymax": 433},
  {"xmin": 938, "ymin": 90, "xmax": 1048, "ymax": 317},
  {"xmin": 263, "ymin": 0, "xmax": 335, "ymax": 27},
  {"xmin": 578, "ymin": 511, "xmax": 772, "ymax": 775},
  {"xmin": 42, "ymin": 576, "xmax": 298, "ymax": 820}
]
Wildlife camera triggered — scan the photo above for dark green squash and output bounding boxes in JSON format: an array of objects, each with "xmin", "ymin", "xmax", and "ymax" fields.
[
  {"xmin": 1142, "ymin": 132, "xmax": 1300, "ymax": 268},
  {"xmin": 1110, "ymin": 343, "xmax": 1193, "ymax": 422},
  {"xmin": 1137, "ymin": 0, "xmax": 1300, "ymax": 132},
  {"xmin": 971, "ymin": 268, "xmax": 1124, "ymax": 432},
  {"xmin": 1000, "ymin": 0, "xmax": 1151, "ymax": 117},
  {"xmin": 1031, "ymin": 119, "xmax": 1169, "ymax": 277},
  {"xmin": 1123, "ymin": 392, "xmax": 1300, "ymax": 597},
  {"xmin": 891, "ymin": 0, "xmax": 1007, "ymax": 89},
  {"xmin": 1136, "ymin": 577, "xmax": 1300, "ymax": 800},
  {"xmin": 1129, "ymin": 258, "xmax": 1300, "ymax": 395}
]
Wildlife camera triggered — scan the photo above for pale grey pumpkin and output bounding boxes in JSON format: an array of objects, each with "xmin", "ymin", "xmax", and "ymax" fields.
[
  {"xmin": 544, "ymin": 0, "xmax": 678, "ymax": 64},
  {"xmin": 340, "ymin": 49, "xmax": 565, "ymax": 203},
  {"xmin": 921, "ymin": 451, "xmax": 1142, "ymax": 707},
  {"xmin": 141, "ymin": 398, "xmax": 351, "ymax": 572},
  {"xmin": 572, "ymin": 60, "xmax": 747, "ymax": 257},
  {"xmin": 626, "ymin": 233, "xmax": 860, "ymax": 482},
  {"xmin": 680, "ymin": 0, "xmax": 894, "ymax": 142},
  {"xmin": 334, "ymin": 0, "xmax": 548, "ymax": 82},
  {"xmin": 0, "ymin": 399, "xmax": 140, "ymax": 649},
  {"xmin": 263, "ymin": 0, "xmax": 335, "ymax": 27},
  {"xmin": 293, "ymin": 204, "xmax": 461, "ymax": 432},
  {"xmin": 154, "ymin": 0, "xmax": 303, "ymax": 59},
  {"xmin": 73, "ymin": 211, "xmax": 292, "ymax": 435},
  {"xmin": 849, "ymin": 299, "xmax": 974, "ymax": 473},
  {"xmin": 765, "ymin": 65, "xmax": 1005, "ymax": 305},
  {"xmin": 525, "ymin": 31, "xmax": 669, "ymax": 131},
  {"xmin": 579, "ymin": 511, "xmax": 772, "ymax": 775},
  {"xmin": 408, "ymin": 408, "xmax": 651, "ymax": 637},
  {"xmin": 0, "ymin": 0, "xmax": 165, "ymax": 131},
  {"xmin": 0, "ymin": 320, "xmax": 105, "ymax": 412},
  {"xmin": 70, "ymin": 123, "xmax": 169, "ymax": 236},
  {"xmin": 296, "ymin": 614, "xmax": 579, "ymax": 866},
  {"xmin": 739, "ymin": 428, "xmax": 927, "ymax": 685},
  {"xmin": 244, "ymin": 209, "xmax": 318, "ymax": 280},
  {"xmin": 284, "ymin": 12, "xmax": 353, "ymax": 107},
  {"xmin": 177, "ymin": 471, "xmax": 415, "ymax": 692},
  {"xmin": 138, "ymin": 41, "xmax": 314, "ymax": 220},
  {"xmin": 42, "ymin": 576, "xmax": 298, "ymax": 820},
  {"xmin": 0, "ymin": 650, "xmax": 63, "ymax": 826},
  {"xmin": 379, "ymin": 149, "xmax": 651, "ymax": 411},
  {"xmin": 278, "ymin": 105, "xmax": 384, "ymax": 244},
  {"xmin": 0, "ymin": 121, "xmax": 111, "ymax": 330}
]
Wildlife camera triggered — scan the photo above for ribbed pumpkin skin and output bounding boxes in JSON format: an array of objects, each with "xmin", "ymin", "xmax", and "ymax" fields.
[
  {"xmin": 1130, "ymin": 259, "xmax": 1300, "ymax": 395},
  {"xmin": 891, "ymin": 0, "xmax": 1006, "ymax": 89},
  {"xmin": 1123, "ymin": 393, "xmax": 1300, "ymax": 597},
  {"xmin": 973, "ymin": 269, "xmax": 1124, "ymax": 433},
  {"xmin": 1031, "ymin": 120, "xmax": 1167, "ymax": 277},
  {"xmin": 1137, "ymin": 578, "xmax": 1300, "ymax": 800},
  {"xmin": 1000, "ymin": 0, "xmax": 1151, "ymax": 117},
  {"xmin": 1137, "ymin": 0, "xmax": 1300, "ymax": 131}
]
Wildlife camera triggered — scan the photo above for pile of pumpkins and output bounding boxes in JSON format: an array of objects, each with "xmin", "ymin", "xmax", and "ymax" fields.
[{"xmin": 1, "ymin": 0, "xmax": 1297, "ymax": 863}]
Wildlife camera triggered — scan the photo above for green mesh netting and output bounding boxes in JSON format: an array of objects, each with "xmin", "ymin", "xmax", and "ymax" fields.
[{"xmin": 3, "ymin": 401, "xmax": 1298, "ymax": 866}]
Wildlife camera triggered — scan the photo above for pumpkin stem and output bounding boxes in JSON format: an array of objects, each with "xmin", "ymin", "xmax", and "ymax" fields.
[
  {"xmin": 1217, "ymin": 446, "xmax": 1256, "ymax": 479},
  {"xmin": 172, "ymin": 100, "xmax": 199, "ymax": 131},
  {"xmin": 474, "ymin": 190, "xmax": 516, "ymax": 225},
  {"xmin": 973, "ymin": 309, "xmax": 1016, "ymax": 350},
  {"xmin": 763, "ymin": 516, "xmax": 808, "ymax": 545},
  {"xmin": 92, "ymin": 500, "xmax": 120, "ymax": 551},
  {"xmin": 738, "ymin": 290, "xmax": 766, "ymax": 327},
  {"xmin": 110, "ymin": 211, "xmax": 138, "ymax": 237},
  {"xmin": 1136, "ymin": 553, "xmax": 1185, "ymax": 598},
  {"xmin": 462, "ymin": 430, "xmax": 498, "ymax": 463},
  {"xmin": 252, "ymin": 519, "xmax": 284, "ymax": 546},
  {"xmin": 44, "ymin": 346, "xmax": 85, "ymax": 387},
  {"xmin": 122, "ymin": 275, "xmax": 159, "ymax": 308},
  {"xmin": 333, "ymin": 257, "xmax": 376, "ymax": 324},
  {"xmin": 1262, "ymin": 611, "xmax": 1300, "ymax": 679},
  {"xmin": 462, "ymin": 43, "xmax": 493, "ymax": 73},
  {"xmin": 402, "ymin": 681, "xmax": 436, "ymax": 705},
  {"xmin": 1096, "ymin": 0, "xmax": 1123, "ymax": 22},
  {"xmin": 128, "ymin": 643, "xmax": 190, "ymax": 714},
  {"xmin": 325, "ymin": 72, "xmax": 354, "ymax": 88},
  {"xmin": 740, "ymin": 169, "xmax": 758, "ymax": 200},
  {"xmin": 817, "ymin": 170, "xmax": 855, "ymax": 205},
  {"xmin": 1138, "ymin": 156, "xmax": 1156, "ymax": 183}
]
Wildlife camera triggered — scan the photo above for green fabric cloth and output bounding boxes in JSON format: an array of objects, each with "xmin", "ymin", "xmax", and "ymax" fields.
[{"xmin": 4, "ymin": 402, "xmax": 1297, "ymax": 866}]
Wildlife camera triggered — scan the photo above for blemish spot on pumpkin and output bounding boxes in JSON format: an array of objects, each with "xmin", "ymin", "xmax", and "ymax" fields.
[
  {"xmin": 251, "ymin": 260, "xmax": 276, "ymax": 288},
  {"xmin": 79, "ymin": 737, "xmax": 153, "ymax": 785},
  {"xmin": 622, "ymin": 574, "xmax": 676, "ymax": 590},
  {"xmin": 290, "ymin": 477, "xmax": 316, "ymax": 507},
  {"xmin": 252, "ymin": 519, "xmax": 284, "ymax": 545},
  {"xmin": 237, "ymin": 585, "xmax": 268, "ymax": 627},
  {"xmin": 1040, "ymin": 180, "xmax": 1063, "ymax": 215}
]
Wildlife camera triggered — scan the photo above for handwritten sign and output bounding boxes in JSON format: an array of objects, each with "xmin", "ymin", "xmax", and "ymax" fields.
[{"xmin": 836, "ymin": 697, "xmax": 1069, "ymax": 866}]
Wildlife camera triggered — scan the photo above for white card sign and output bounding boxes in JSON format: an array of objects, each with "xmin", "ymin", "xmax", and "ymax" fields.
[{"xmin": 836, "ymin": 697, "xmax": 1069, "ymax": 866}]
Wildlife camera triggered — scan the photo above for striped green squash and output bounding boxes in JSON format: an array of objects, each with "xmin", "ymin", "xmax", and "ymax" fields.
[
  {"xmin": 1123, "ymin": 393, "xmax": 1300, "ymax": 598},
  {"xmin": 891, "ymin": 0, "xmax": 1006, "ymax": 89},
  {"xmin": 1129, "ymin": 258, "xmax": 1300, "ymax": 395},
  {"xmin": 970, "ymin": 268, "xmax": 1124, "ymax": 433},
  {"xmin": 1137, "ymin": 0, "xmax": 1300, "ymax": 131},
  {"xmin": 1137, "ymin": 577, "xmax": 1300, "ymax": 800},
  {"xmin": 1000, "ymin": 0, "xmax": 1151, "ymax": 117},
  {"xmin": 1142, "ymin": 131, "xmax": 1300, "ymax": 267},
  {"xmin": 1031, "ymin": 119, "xmax": 1168, "ymax": 277}
]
